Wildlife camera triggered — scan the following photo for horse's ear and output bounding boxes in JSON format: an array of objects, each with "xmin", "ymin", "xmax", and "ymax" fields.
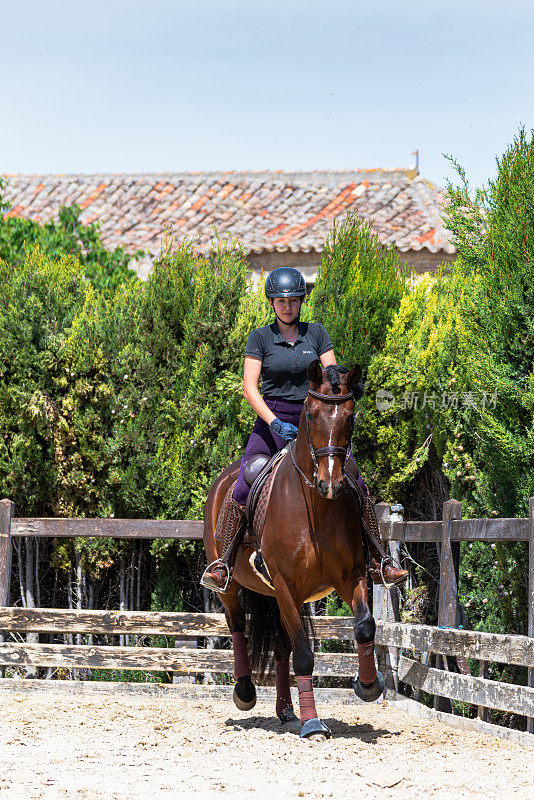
[
  {"xmin": 307, "ymin": 359, "xmax": 323, "ymax": 386},
  {"xmin": 347, "ymin": 364, "xmax": 364, "ymax": 400}
]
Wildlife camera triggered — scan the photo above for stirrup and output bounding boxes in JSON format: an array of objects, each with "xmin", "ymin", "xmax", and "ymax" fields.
[
  {"xmin": 374, "ymin": 557, "xmax": 407, "ymax": 589},
  {"xmin": 200, "ymin": 560, "xmax": 232, "ymax": 594},
  {"xmin": 369, "ymin": 557, "xmax": 395, "ymax": 589}
]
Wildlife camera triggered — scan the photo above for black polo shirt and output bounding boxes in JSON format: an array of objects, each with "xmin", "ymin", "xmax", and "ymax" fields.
[{"xmin": 244, "ymin": 321, "xmax": 334, "ymax": 401}]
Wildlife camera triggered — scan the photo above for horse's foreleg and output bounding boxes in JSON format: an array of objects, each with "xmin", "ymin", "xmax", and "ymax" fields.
[
  {"xmin": 270, "ymin": 598, "xmax": 296, "ymax": 723},
  {"xmin": 220, "ymin": 583, "xmax": 257, "ymax": 711},
  {"xmin": 349, "ymin": 576, "xmax": 385, "ymax": 702},
  {"xmin": 275, "ymin": 660, "xmax": 294, "ymax": 722},
  {"xmin": 275, "ymin": 581, "xmax": 331, "ymax": 739}
]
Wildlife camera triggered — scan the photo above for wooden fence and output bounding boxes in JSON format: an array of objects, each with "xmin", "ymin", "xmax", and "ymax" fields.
[{"xmin": 0, "ymin": 497, "xmax": 533, "ymax": 741}]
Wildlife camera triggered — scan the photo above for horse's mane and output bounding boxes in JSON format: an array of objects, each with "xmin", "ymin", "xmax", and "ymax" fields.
[{"xmin": 325, "ymin": 364, "xmax": 365, "ymax": 400}]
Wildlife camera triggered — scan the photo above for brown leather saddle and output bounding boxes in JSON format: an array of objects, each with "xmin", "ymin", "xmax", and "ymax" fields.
[{"xmin": 214, "ymin": 447, "xmax": 289, "ymax": 548}]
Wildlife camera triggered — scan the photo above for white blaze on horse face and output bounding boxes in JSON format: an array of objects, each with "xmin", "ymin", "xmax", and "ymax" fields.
[
  {"xmin": 325, "ymin": 405, "xmax": 338, "ymax": 498},
  {"xmin": 326, "ymin": 457, "xmax": 335, "ymax": 497}
]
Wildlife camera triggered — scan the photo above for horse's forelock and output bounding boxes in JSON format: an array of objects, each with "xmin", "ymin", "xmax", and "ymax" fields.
[{"xmin": 325, "ymin": 365, "xmax": 348, "ymax": 394}]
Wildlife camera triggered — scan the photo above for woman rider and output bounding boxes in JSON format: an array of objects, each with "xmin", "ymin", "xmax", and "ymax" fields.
[{"xmin": 202, "ymin": 267, "xmax": 408, "ymax": 592}]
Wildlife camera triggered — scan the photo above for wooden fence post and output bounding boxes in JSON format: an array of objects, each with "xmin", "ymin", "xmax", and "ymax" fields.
[
  {"xmin": 373, "ymin": 502, "xmax": 390, "ymax": 694},
  {"xmin": 478, "ymin": 660, "xmax": 489, "ymax": 722},
  {"xmin": 388, "ymin": 503, "xmax": 403, "ymax": 625},
  {"xmin": 173, "ymin": 637, "xmax": 196, "ymax": 685},
  {"xmin": 528, "ymin": 497, "xmax": 534, "ymax": 735},
  {"xmin": 435, "ymin": 498, "xmax": 462, "ymax": 713},
  {"xmin": 0, "ymin": 500, "xmax": 14, "ymax": 608},
  {"xmin": 372, "ymin": 502, "xmax": 391, "ymax": 617},
  {"xmin": 0, "ymin": 499, "xmax": 14, "ymax": 678},
  {"xmin": 373, "ymin": 501, "xmax": 402, "ymax": 697}
]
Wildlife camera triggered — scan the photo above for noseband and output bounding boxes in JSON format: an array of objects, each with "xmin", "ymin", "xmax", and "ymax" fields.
[{"xmin": 290, "ymin": 387, "xmax": 354, "ymax": 490}]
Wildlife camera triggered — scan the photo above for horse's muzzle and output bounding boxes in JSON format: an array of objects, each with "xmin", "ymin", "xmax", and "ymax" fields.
[{"xmin": 317, "ymin": 479, "xmax": 344, "ymax": 499}]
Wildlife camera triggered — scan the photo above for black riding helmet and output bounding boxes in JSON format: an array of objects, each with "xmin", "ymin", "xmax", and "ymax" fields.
[{"xmin": 265, "ymin": 267, "xmax": 306, "ymax": 298}]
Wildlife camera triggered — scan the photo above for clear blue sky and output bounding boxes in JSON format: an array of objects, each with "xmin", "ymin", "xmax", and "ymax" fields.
[{"xmin": 1, "ymin": 0, "xmax": 532, "ymax": 190}]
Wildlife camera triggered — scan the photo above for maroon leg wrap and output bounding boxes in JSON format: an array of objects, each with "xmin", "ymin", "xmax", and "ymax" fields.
[
  {"xmin": 296, "ymin": 676, "xmax": 318, "ymax": 723},
  {"xmin": 232, "ymin": 631, "xmax": 251, "ymax": 679},
  {"xmin": 358, "ymin": 639, "xmax": 377, "ymax": 685},
  {"xmin": 275, "ymin": 660, "xmax": 293, "ymax": 718}
]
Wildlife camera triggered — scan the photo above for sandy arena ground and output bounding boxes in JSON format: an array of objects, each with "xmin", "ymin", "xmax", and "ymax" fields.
[{"xmin": 0, "ymin": 692, "xmax": 532, "ymax": 800}]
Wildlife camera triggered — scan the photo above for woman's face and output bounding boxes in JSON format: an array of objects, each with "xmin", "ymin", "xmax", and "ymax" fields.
[{"xmin": 271, "ymin": 296, "xmax": 302, "ymax": 325}]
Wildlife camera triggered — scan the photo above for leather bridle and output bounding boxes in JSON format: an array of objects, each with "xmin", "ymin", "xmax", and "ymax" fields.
[{"xmin": 290, "ymin": 387, "xmax": 354, "ymax": 490}]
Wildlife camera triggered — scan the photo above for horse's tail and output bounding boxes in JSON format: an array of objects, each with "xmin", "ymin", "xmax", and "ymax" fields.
[
  {"xmin": 238, "ymin": 587, "xmax": 277, "ymax": 680},
  {"xmin": 238, "ymin": 587, "xmax": 314, "ymax": 682}
]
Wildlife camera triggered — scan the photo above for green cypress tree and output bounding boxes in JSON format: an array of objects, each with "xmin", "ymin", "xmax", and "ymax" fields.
[
  {"xmin": 0, "ymin": 248, "xmax": 88, "ymax": 512},
  {"xmin": 309, "ymin": 212, "xmax": 408, "ymax": 371},
  {"xmin": 357, "ymin": 129, "xmax": 534, "ymax": 636},
  {"xmin": 154, "ymin": 238, "xmax": 268, "ymax": 522}
]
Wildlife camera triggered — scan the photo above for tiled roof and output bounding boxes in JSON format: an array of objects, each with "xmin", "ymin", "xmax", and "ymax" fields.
[{"xmin": 1, "ymin": 169, "xmax": 455, "ymax": 259}]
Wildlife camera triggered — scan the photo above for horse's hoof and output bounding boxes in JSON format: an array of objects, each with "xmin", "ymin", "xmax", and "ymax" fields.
[
  {"xmin": 279, "ymin": 707, "xmax": 298, "ymax": 724},
  {"xmin": 233, "ymin": 676, "xmax": 257, "ymax": 711},
  {"xmin": 300, "ymin": 718, "xmax": 331, "ymax": 740},
  {"xmin": 352, "ymin": 670, "xmax": 385, "ymax": 702}
]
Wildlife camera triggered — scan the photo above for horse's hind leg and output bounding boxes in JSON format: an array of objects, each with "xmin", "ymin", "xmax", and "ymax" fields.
[
  {"xmin": 339, "ymin": 575, "xmax": 385, "ymax": 702},
  {"xmin": 219, "ymin": 582, "xmax": 257, "ymax": 711},
  {"xmin": 274, "ymin": 581, "xmax": 331, "ymax": 740},
  {"xmin": 269, "ymin": 598, "xmax": 297, "ymax": 724}
]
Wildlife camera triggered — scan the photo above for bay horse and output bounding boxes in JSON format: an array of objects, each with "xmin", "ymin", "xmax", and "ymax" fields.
[{"xmin": 202, "ymin": 360, "xmax": 384, "ymax": 740}]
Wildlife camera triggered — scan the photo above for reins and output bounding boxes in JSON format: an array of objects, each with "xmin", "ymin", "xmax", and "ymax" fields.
[{"xmin": 290, "ymin": 387, "xmax": 354, "ymax": 490}]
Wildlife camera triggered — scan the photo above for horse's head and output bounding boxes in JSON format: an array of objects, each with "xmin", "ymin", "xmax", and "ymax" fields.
[{"xmin": 304, "ymin": 360, "xmax": 363, "ymax": 499}]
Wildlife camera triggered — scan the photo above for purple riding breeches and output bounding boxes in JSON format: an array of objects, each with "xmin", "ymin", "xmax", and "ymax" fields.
[{"xmin": 232, "ymin": 397, "xmax": 368, "ymax": 506}]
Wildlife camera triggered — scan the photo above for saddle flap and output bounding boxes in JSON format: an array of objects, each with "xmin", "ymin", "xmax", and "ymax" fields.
[
  {"xmin": 249, "ymin": 455, "xmax": 286, "ymax": 542},
  {"xmin": 244, "ymin": 445, "xmax": 289, "ymax": 527},
  {"xmin": 214, "ymin": 480, "xmax": 239, "ymax": 543}
]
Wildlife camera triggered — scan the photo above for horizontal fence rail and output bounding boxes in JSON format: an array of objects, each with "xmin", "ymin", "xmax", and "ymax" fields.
[
  {"xmin": 6, "ymin": 516, "xmax": 531, "ymax": 543},
  {"xmin": 398, "ymin": 656, "xmax": 534, "ymax": 718},
  {"xmin": 0, "ymin": 642, "xmax": 359, "ymax": 677},
  {"xmin": 0, "ymin": 609, "xmax": 533, "ymax": 668},
  {"xmin": 380, "ymin": 517, "xmax": 530, "ymax": 542},
  {"xmin": 377, "ymin": 622, "xmax": 534, "ymax": 667},
  {"xmin": 0, "ymin": 609, "xmax": 354, "ymax": 639},
  {"xmin": 11, "ymin": 518, "xmax": 204, "ymax": 540}
]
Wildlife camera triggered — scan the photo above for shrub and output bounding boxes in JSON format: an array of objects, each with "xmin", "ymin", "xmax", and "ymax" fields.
[
  {"xmin": 309, "ymin": 212, "xmax": 408, "ymax": 370},
  {"xmin": 354, "ymin": 129, "xmax": 534, "ymax": 635}
]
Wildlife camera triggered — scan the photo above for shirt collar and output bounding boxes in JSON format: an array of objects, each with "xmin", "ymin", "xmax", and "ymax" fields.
[{"xmin": 271, "ymin": 320, "xmax": 305, "ymax": 345}]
